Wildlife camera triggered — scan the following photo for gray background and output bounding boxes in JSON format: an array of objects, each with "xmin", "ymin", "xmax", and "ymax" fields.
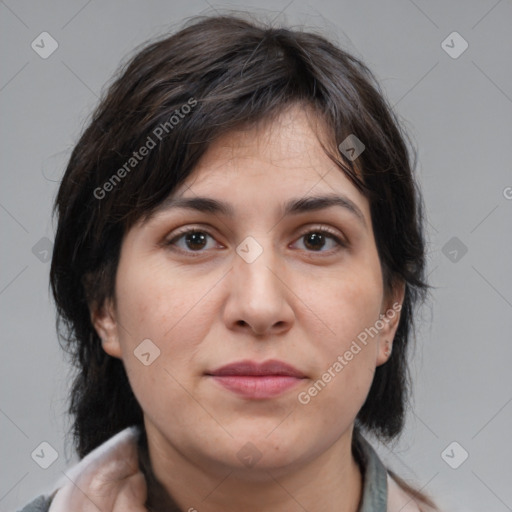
[{"xmin": 1, "ymin": 1, "xmax": 511, "ymax": 511}]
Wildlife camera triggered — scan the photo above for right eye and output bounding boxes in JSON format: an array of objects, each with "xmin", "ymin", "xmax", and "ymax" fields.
[{"xmin": 165, "ymin": 228, "xmax": 222, "ymax": 255}]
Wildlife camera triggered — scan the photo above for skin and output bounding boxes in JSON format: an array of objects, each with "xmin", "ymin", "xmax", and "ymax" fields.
[{"xmin": 92, "ymin": 104, "xmax": 405, "ymax": 512}]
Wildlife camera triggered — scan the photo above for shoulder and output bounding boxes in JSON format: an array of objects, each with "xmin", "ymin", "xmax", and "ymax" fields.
[
  {"xmin": 16, "ymin": 493, "xmax": 53, "ymax": 512},
  {"xmin": 16, "ymin": 426, "xmax": 142, "ymax": 512}
]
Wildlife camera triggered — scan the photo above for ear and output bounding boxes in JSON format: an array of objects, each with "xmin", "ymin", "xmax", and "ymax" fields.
[
  {"xmin": 90, "ymin": 298, "xmax": 122, "ymax": 359},
  {"xmin": 376, "ymin": 280, "xmax": 406, "ymax": 367}
]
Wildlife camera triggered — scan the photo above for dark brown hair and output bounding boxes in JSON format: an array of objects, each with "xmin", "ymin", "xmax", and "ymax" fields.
[{"xmin": 50, "ymin": 12, "xmax": 434, "ymax": 507}]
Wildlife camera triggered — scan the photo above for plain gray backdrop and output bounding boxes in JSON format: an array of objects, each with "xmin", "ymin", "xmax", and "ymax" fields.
[{"xmin": 1, "ymin": 1, "xmax": 511, "ymax": 511}]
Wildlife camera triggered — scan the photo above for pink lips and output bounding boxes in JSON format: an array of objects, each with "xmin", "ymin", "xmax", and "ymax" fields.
[{"xmin": 206, "ymin": 359, "xmax": 306, "ymax": 399}]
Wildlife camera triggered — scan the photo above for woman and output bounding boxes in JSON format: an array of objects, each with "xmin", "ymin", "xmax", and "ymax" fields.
[{"xmin": 19, "ymin": 13, "xmax": 440, "ymax": 512}]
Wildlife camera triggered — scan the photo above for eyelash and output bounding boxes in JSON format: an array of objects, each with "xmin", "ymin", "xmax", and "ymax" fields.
[{"xmin": 165, "ymin": 225, "xmax": 346, "ymax": 257}]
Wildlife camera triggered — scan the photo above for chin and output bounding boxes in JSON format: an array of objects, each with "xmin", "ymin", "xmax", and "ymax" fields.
[
  {"xmin": 229, "ymin": 449, "xmax": 306, "ymax": 481},
  {"xmin": 233, "ymin": 433, "xmax": 306, "ymax": 470}
]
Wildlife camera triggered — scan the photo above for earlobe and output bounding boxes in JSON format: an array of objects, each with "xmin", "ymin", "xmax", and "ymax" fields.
[
  {"xmin": 100, "ymin": 335, "xmax": 123, "ymax": 359},
  {"xmin": 90, "ymin": 299, "xmax": 122, "ymax": 359}
]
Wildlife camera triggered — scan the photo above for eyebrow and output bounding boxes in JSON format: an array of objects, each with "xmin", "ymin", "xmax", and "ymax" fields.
[{"xmin": 151, "ymin": 193, "xmax": 367, "ymax": 228}]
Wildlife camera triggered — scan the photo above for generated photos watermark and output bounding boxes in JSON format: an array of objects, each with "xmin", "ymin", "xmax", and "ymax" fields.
[
  {"xmin": 297, "ymin": 302, "xmax": 401, "ymax": 405},
  {"xmin": 93, "ymin": 97, "xmax": 197, "ymax": 200}
]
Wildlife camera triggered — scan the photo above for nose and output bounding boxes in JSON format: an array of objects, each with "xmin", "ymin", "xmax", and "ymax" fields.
[{"xmin": 222, "ymin": 238, "xmax": 295, "ymax": 337}]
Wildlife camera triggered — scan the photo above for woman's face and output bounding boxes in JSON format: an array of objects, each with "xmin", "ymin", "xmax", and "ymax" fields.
[{"xmin": 94, "ymin": 105, "xmax": 404, "ymax": 475}]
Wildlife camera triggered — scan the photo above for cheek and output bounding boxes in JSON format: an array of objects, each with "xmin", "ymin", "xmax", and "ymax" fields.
[
  {"xmin": 115, "ymin": 256, "xmax": 200, "ymax": 340},
  {"xmin": 294, "ymin": 257, "xmax": 382, "ymax": 410},
  {"xmin": 113, "ymin": 267, "xmax": 206, "ymax": 432},
  {"xmin": 114, "ymin": 258, "xmax": 218, "ymax": 387},
  {"xmin": 298, "ymin": 311, "xmax": 378, "ymax": 430},
  {"xmin": 301, "ymin": 258, "xmax": 383, "ymax": 350}
]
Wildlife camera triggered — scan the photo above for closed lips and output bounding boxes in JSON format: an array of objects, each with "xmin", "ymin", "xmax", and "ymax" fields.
[{"xmin": 206, "ymin": 359, "xmax": 306, "ymax": 378}]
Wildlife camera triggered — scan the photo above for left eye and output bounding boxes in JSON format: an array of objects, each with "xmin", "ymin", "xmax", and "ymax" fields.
[{"xmin": 293, "ymin": 229, "xmax": 344, "ymax": 252}]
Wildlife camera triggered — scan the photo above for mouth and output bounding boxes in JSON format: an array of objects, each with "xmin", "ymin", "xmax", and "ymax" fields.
[{"xmin": 205, "ymin": 359, "xmax": 307, "ymax": 399}]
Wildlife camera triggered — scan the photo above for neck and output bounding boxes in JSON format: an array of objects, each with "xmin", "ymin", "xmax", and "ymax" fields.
[{"xmin": 139, "ymin": 422, "xmax": 363, "ymax": 512}]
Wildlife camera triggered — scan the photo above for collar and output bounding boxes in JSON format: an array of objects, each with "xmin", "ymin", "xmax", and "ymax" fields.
[
  {"xmin": 137, "ymin": 426, "xmax": 390, "ymax": 512},
  {"xmin": 352, "ymin": 430, "xmax": 388, "ymax": 512},
  {"xmin": 42, "ymin": 425, "xmax": 426, "ymax": 512}
]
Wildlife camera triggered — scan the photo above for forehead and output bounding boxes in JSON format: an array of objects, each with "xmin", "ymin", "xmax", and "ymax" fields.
[
  {"xmin": 140, "ymin": 104, "xmax": 373, "ymax": 234},
  {"xmin": 175, "ymin": 106, "xmax": 366, "ymax": 204}
]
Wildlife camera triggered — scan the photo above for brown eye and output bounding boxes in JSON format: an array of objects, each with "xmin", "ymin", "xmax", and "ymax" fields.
[
  {"xmin": 167, "ymin": 229, "xmax": 218, "ymax": 253},
  {"xmin": 303, "ymin": 232, "xmax": 328, "ymax": 251},
  {"xmin": 293, "ymin": 228, "xmax": 345, "ymax": 253},
  {"xmin": 183, "ymin": 231, "xmax": 208, "ymax": 250}
]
